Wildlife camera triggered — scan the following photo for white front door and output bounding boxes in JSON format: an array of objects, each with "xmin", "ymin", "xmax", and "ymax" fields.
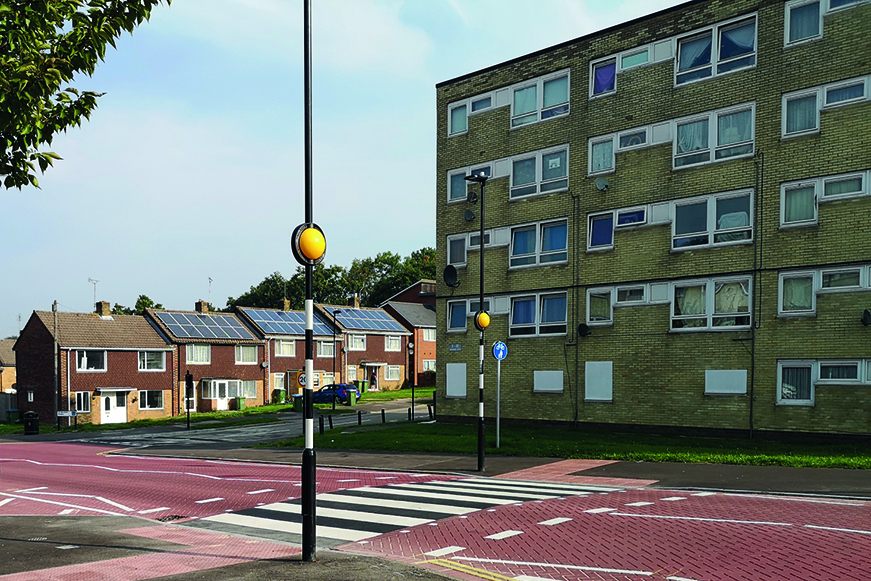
[
  {"xmin": 102, "ymin": 392, "xmax": 128, "ymax": 424},
  {"xmin": 216, "ymin": 381, "xmax": 230, "ymax": 411}
]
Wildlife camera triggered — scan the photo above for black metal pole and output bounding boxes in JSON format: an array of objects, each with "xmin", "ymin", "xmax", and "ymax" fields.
[
  {"xmin": 301, "ymin": 0, "xmax": 316, "ymax": 562},
  {"xmin": 477, "ymin": 179, "xmax": 486, "ymax": 472}
]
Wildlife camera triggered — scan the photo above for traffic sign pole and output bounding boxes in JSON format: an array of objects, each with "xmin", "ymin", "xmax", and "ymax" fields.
[{"xmin": 492, "ymin": 341, "xmax": 507, "ymax": 449}]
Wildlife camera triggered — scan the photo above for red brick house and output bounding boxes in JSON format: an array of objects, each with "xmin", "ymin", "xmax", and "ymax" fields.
[
  {"xmin": 379, "ymin": 279, "xmax": 436, "ymax": 307},
  {"xmin": 14, "ymin": 302, "xmax": 175, "ymax": 425},
  {"xmin": 0, "ymin": 339, "xmax": 16, "ymax": 394},
  {"xmin": 145, "ymin": 302, "xmax": 267, "ymax": 412},
  {"xmin": 383, "ymin": 301, "xmax": 436, "ymax": 387}
]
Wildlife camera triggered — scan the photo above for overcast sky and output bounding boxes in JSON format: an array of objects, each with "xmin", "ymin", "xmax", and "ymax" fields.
[{"xmin": 2, "ymin": 0, "xmax": 683, "ymax": 338}]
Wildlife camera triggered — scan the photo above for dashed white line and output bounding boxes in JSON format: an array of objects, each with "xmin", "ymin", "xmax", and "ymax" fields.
[
  {"xmin": 246, "ymin": 489, "xmax": 275, "ymax": 495},
  {"xmin": 425, "ymin": 546, "xmax": 466, "ymax": 557},
  {"xmin": 805, "ymin": 524, "xmax": 871, "ymax": 536},
  {"xmin": 15, "ymin": 487, "xmax": 48, "ymax": 493},
  {"xmin": 0, "ymin": 492, "xmax": 124, "ymax": 516},
  {"xmin": 539, "ymin": 517, "xmax": 573, "ymax": 526},
  {"xmin": 138, "ymin": 507, "xmax": 171, "ymax": 514},
  {"xmin": 724, "ymin": 493, "xmax": 864, "ymax": 507},
  {"xmin": 0, "ymin": 498, "xmax": 15, "ymax": 508},
  {"xmin": 610, "ymin": 512, "xmax": 792, "ymax": 526},
  {"xmin": 453, "ymin": 557, "xmax": 653, "ymax": 576},
  {"xmin": 625, "ymin": 502, "xmax": 655, "ymax": 507},
  {"xmin": 668, "ymin": 576, "xmax": 704, "ymax": 581},
  {"xmin": 661, "ymin": 497, "xmax": 687, "ymax": 501},
  {"xmin": 584, "ymin": 507, "xmax": 617, "ymax": 514},
  {"xmin": 691, "ymin": 492, "xmax": 717, "ymax": 497},
  {"xmin": 194, "ymin": 497, "xmax": 225, "ymax": 504},
  {"xmin": 485, "ymin": 530, "xmax": 524, "ymax": 540},
  {"xmin": 58, "ymin": 509, "xmax": 75, "ymax": 515}
]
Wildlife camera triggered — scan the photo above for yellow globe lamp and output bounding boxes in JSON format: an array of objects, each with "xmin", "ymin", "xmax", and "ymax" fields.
[
  {"xmin": 474, "ymin": 310, "xmax": 490, "ymax": 332},
  {"xmin": 299, "ymin": 228, "xmax": 325, "ymax": 261}
]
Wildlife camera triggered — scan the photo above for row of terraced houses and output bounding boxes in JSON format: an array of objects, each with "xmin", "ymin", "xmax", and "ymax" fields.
[
  {"xmin": 14, "ymin": 284, "xmax": 436, "ymax": 425},
  {"xmin": 436, "ymin": 0, "xmax": 871, "ymax": 436}
]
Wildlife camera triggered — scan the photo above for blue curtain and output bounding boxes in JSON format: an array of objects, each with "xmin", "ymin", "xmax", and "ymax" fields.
[
  {"xmin": 512, "ymin": 299, "xmax": 535, "ymax": 325},
  {"xmin": 593, "ymin": 61, "xmax": 616, "ymax": 94}
]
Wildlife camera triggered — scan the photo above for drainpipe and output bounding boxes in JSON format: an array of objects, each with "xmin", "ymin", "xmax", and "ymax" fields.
[
  {"xmin": 53, "ymin": 301, "xmax": 59, "ymax": 428},
  {"xmin": 749, "ymin": 150, "xmax": 764, "ymax": 439}
]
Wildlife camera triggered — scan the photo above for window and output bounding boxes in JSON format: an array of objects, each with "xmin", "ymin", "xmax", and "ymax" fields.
[
  {"xmin": 818, "ymin": 362, "xmax": 859, "ymax": 382},
  {"xmin": 138, "ymin": 390, "xmax": 163, "ymax": 410},
  {"xmin": 274, "ymin": 373, "xmax": 285, "ymax": 390},
  {"xmin": 509, "ymin": 293, "xmax": 567, "ymax": 337},
  {"xmin": 780, "ymin": 273, "xmax": 815, "ymax": 314},
  {"xmin": 674, "ymin": 105, "xmax": 754, "ymax": 168},
  {"xmin": 786, "ymin": 1, "xmax": 821, "ymax": 44},
  {"xmin": 510, "ymin": 147, "xmax": 568, "ymax": 198},
  {"xmin": 589, "ymin": 138, "xmax": 614, "ymax": 174},
  {"xmin": 616, "ymin": 286, "xmax": 646, "ymax": 304},
  {"xmin": 829, "ymin": 0, "xmax": 862, "ymax": 10},
  {"xmin": 672, "ymin": 191, "xmax": 752, "ymax": 249},
  {"xmin": 675, "ymin": 17, "xmax": 756, "ymax": 85},
  {"xmin": 348, "ymin": 334, "xmax": 366, "ymax": 351},
  {"xmin": 449, "ymin": 171, "xmax": 468, "ymax": 201},
  {"xmin": 778, "ymin": 361, "xmax": 814, "ymax": 404},
  {"xmin": 591, "ymin": 59, "xmax": 616, "ymax": 96},
  {"xmin": 422, "ymin": 360, "xmax": 436, "ymax": 372},
  {"xmin": 275, "ymin": 340, "xmax": 295, "ymax": 357},
  {"xmin": 448, "ymin": 301, "xmax": 466, "ymax": 331},
  {"xmin": 422, "ymin": 328, "xmax": 436, "ymax": 342},
  {"xmin": 471, "ymin": 96, "xmax": 491, "ymax": 111},
  {"xmin": 619, "ymin": 130, "xmax": 647, "ymax": 149},
  {"xmin": 385, "ymin": 336, "xmax": 401, "ymax": 352},
  {"xmin": 821, "ymin": 268, "xmax": 861, "ymax": 289},
  {"xmin": 784, "ymin": 92, "xmax": 819, "ymax": 136},
  {"xmin": 672, "ymin": 278, "xmax": 751, "ymax": 331},
  {"xmin": 75, "ymin": 392, "xmax": 91, "ymax": 413},
  {"xmin": 242, "ymin": 380, "xmax": 257, "ymax": 398},
  {"xmin": 469, "ymin": 298, "xmax": 490, "ymax": 313},
  {"xmin": 187, "ymin": 344, "xmax": 210, "ymax": 365},
  {"xmin": 469, "ymin": 230, "xmax": 491, "ymax": 249},
  {"xmin": 447, "ymin": 92, "xmax": 494, "ymax": 137},
  {"xmin": 587, "ymin": 289, "xmax": 613, "ymax": 325},
  {"xmin": 616, "ymin": 208, "xmax": 646, "ymax": 228},
  {"xmin": 317, "ymin": 341, "xmax": 334, "ymax": 358},
  {"xmin": 588, "ymin": 213, "xmax": 614, "ymax": 250},
  {"xmin": 227, "ymin": 380, "xmax": 240, "ymax": 399},
  {"xmin": 781, "ymin": 169, "xmax": 870, "ymax": 226},
  {"xmin": 825, "ymin": 81, "xmax": 865, "ymax": 106},
  {"xmin": 322, "ymin": 373, "xmax": 334, "ymax": 385},
  {"xmin": 621, "ymin": 49, "xmax": 648, "ymax": 70},
  {"xmin": 448, "ymin": 235, "xmax": 466, "ymax": 267},
  {"xmin": 449, "ymin": 104, "xmax": 467, "ymax": 135},
  {"xmin": 824, "ymin": 174, "xmax": 863, "ymax": 198},
  {"xmin": 511, "ymin": 72, "xmax": 569, "ymax": 127},
  {"xmin": 138, "ymin": 351, "xmax": 165, "ymax": 372},
  {"xmin": 386, "ymin": 366, "xmax": 400, "ymax": 381},
  {"xmin": 347, "ymin": 365, "xmax": 357, "ymax": 381},
  {"xmin": 782, "ymin": 183, "xmax": 817, "ymax": 225},
  {"xmin": 510, "ymin": 220, "xmax": 568, "ymax": 268},
  {"xmin": 77, "ymin": 350, "xmax": 106, "ymax": 372},
  {"xmin": 235, "ymin": 345, "xmax": 257, "ymax": 364}
]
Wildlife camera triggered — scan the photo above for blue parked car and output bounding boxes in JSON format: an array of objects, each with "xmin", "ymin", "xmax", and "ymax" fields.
[{"xmin": 312, "ymin": 383, "xmax": 360, "ymax": 405}]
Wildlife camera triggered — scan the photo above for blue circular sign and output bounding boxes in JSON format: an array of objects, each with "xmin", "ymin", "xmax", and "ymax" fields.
[{"xmin": 492, "ymin": 341, "xmax": 507, "ymax": 360}]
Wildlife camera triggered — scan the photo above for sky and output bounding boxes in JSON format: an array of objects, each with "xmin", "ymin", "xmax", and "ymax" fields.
[{"xmin": 2, "ymin": 0, "xmax": 683, "ymax": 338}]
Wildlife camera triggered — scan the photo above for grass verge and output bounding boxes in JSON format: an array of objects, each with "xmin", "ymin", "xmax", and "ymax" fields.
[
  {"xmin": 257, "ymin": 421, "xmax": 871, "ymax": 469},
  {"xmin": 359, "ymin": 387, "xmax": 434, "ymax": 404}
]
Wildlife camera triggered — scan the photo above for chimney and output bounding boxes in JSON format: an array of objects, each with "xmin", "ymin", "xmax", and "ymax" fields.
[
  {"xmin": 281, "ymin": 299, "xmax": 291, "ymax": 312},
  {"xmin": 347, "ymin": 293, "xmax": 360, "ymax": 309},
  {"xmin": 195, "ymin": 300, "xmax": 210, "ymax": 314},
  {"xmin": 96, "ymin": 301, "xmax": 111, "ymax": 317}
]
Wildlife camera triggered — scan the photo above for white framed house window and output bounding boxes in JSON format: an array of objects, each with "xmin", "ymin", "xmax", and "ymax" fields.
[
  {"xmin": 778, "ymin": 361, "xmax": 814, "ymax": 405},
  {"xmin": 616, "ymin": 286, "xmax": 647, "ymax": 305},
  {"xmin": 138, "ymin": 351, "xmax": 165, "ymax": 372},
  {"xmin": 422, "ymin": 328, "xmax": 436, "ymax": 342},
  {"xmin": 186, "ymin": 344, "xmax": 211, "ymax": 365},
  {"xmin": 779, "ymin": 272, "xmax": 816, "ymax": 315},
  {"xmin": 448, "ymin": 164, "xmax": 491, "ymax": 203},
  {"xmin": 347, "ymin": 365, "xmax": 358, "ymax": 381},
  {"xmin": 587, "ymin": 213, "xmax": 614, "ymax": 250},
  {"xmin": 447, "ymin": 234, "xmax": 467, "ymax": 267},
  {"xmin": 510, "ymin": 146, "xmax": 569, "ymax": 199},
  {"xmin": 74, "ymin": 391, "xmax": 91, "ymax": 413},
  {"xmin": 781, "ymin": 169, "xmax": 870, "ymax": 227},
  {"xmin": 321, "ymin": 373, "xmax": 334, "ymax": 385},
  {"xmin": 820, "ymin": 268, "xmax": 861, "ymax": 290},
  {"xmin": 422, "ymin": 359, "xmax": 436, "ymax": 372},
  {"xmin": 671, "ymin": 277, "xmax": 751, "ymax": 331},
  {"xmin": 785, "ymin": 0, "xmax": 821, "ymax": 44},
  {"xmin": 317, "ymin": 341, "xmax": 334, "ymax": 358},
  {"xmin": 589, "ymin": 137, "xmax": 615, "ymax": 175},
  {"xmin": 587, "ymin": 288, "xmax": 614, "ymax": 325},
  {"xmin": 509, "ymin": 292, "xmax": 567, "ymax": 337},
  {"xmin": 235, "ymin": 345, "xmax": 257, "ymax": 364},
  {"xmin": 386, "ymin": 365, "xmax": 400, "ymax": 381},
  {"xmin": 138, "ymin": 390, "xmax": 163, "ymax": 410},
  {"xmin": 818, "ymin": 361, "xmax": 860, "ymax": 383},
  {"xmin": 275, "ymin": 339, "xmax": 295, "ymax": 357},
  {"xmin": 675, "ymin": 15, "xmax": 756, "ymax": 85},
  {"xmin": 823, "ymin": 173, "xmax": 864, "ymax": 198},
  {"xmin": 76, "ymin": 350, "xmax": 106, "ymax": 372},
  {"xmin": 348, "ymin": 334, "xmax": 366, "ymax": 351},
  {"xmin": 590, "ymin": 58, "xmax": 616, "ymax": 97},
  {"xmin": 824, "ymin": 79, "xmax": 866, "ymax": 107},
  {"xmin": 781, "ymin": 182, "xmax": 818, "ymax": 226},
  {"xmin": 385, "ymin": 336, "xmax": 401, "ymax": 352},
  {"xmin": 783, "ymin": 90, "xmax": 820, "ymax": 137},
  {"xmin": 274, "ymin": 373, "xmax": 286, "ymax": 390},
  {"xmin": 449, "ymin": 103, "xmax": 467, "ymax": 136},
  {"xmin": 511, "ymin": 70, "xmax": 569, "ymax": 127},
  {"xmin": 447, "ymin": 301, "xmax": 466, "ymax": 332},
  {"xmin": 672, "ymin": 190, "xmax": 753, "ymax": 250},
  {"xmin": 509, "ymin": 219, "xmax": 568, "ymax": 268},
  {"xmin": 242, "ymin": 380, "xmax": 257, "ymax": 398},
  {"xmin": 674, "ymin": 104, "xmax": 755, "ymax": 168}
]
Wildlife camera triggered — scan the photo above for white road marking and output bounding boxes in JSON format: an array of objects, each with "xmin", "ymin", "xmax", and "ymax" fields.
[
  {"xmin": 539, "ymin": 517, "xmax": 573, "ymax": 526},
  {"xmin": 661, "ymin": 497, "xmax": 687, "ymax": 501},
  {"xmin": 0, "ymin": 498, "xmax": 15, "ymax": 508},
  {"xmin": 15, "ymin": 487, "xmax": 48, "ymax": 493},
  {"xmin": 485, "ymin": 530, "xmax": 524, "ymax": 540},
  {"xmin": 337, "ymin": 479, "xmax": 360, "ymax": 483},
  {"xmin": 246, "ymin": 489, "xmax": 275, "ymax": 495},
  {"xmin": 56, "ymin": 545, "xmax": 79, "ymax": 550},
  {"xmin": 0, "ymin": 492, "xmax": 124, "ymax": 516},
  {"xmin": 805, "ymin": 524, "xmax": 871, "ymax": 535},
  {"xmin": 625, "ymin": 502, "xmax": 655, "ymax": 507},
  {"xmin": 691, "ymin": 492, "xmax": 717, "ymax": 497},
  {"xmin": 317, "ymin": 492, "xmax": 469, "ymax": 515},
  {"xmin": 610, "ymin": 512, "xmax": 792, "ymax": 526},
  {"xmin": 255, "ymin": 501, "xmax": 433, "ymax": 527},
  {"xmin": 453, "ymin": 557, "xmax": 652, "ymax": 576},
  {"xmin": 194, "ymin": 497, "xmax": 225, "ymax": 504},
  {"xmin": 13, "ymin": 491, "xmax": 133, "ymax": 512},
  {"xmin": 723, "ymin": 493, "xmax": 864, "ymax": 507},
  {"xmin": 58, "ymin": 509, "xmax": 75, "ymax": 515},
  {"xmin": 584, "ymin": 507, "xmax": 617, "ymax": 514},
  {"xmin": 206, "ymin": 512, "xmax": 373, "ymax": 541},
  {"xmin": 138, "ymin": 507, "xmax": 171, "ymax": 514},
  {"xmin": 425, "ymin": 546, "xmax": 466, "ymax": 557},
  {"xmin": 668, "ymin": 576, "xmax": 704, "ymax": 581}
]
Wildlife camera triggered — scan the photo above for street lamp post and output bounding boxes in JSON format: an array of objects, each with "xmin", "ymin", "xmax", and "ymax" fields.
[
  {"xmin": 465, "ymin": 171, "xmax": 489, "ymax": 472},
  {"xmin": 331, "ymin": 309, "xmax": 342, "ymax": 410}
]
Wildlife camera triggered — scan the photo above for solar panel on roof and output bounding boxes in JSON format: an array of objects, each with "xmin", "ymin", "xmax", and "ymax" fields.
[
  {"xmin": 156, "ymin": 311, "xmax": 255, "ymax": 340},
  {"xmin": 239, "ymin": 308, "xmax": 333, "ymax": 336}
]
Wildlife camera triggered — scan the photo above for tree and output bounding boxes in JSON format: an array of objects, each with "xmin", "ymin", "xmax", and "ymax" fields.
[
  {"xmin": 1, "ymin": 0, "xmax": 171, "ymax": 188},
  {"xmin": 365, "ymin": 247, "xmax": 437, "ymax": 307},
  {"xmin": 226, "ymin": 272, "xmax": 291, "ymax": 311},
  {"xmin": 112, "ymin": 294, "xmax": 162, "ymax": 315}
]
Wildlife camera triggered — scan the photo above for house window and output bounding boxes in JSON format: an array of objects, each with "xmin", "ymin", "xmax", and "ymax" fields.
[
  {"xmin": 674, "ymin": 105, "xmax": 754, "ymax": 168},
  {"xmin": 510, "ymin": 296, "xmax": 536, "ymax": 336},
  {"xmin": 616, "ymin": 286, "xmax": 646, "ymax": 304},
  {"xmin": 447, "ymin": 301, "xmax": 466, "ymax": 331},
  {"xmin": 75, "ymin": 392, "xmax": 91, "ymax": 413},
  {"xmin": 619, "ymin": 130, "xmax": 647, "ymax": 149},
  {"xmin": 138, "ymin": 351, "xmax": 165, "ymax": 372},
  {"xmin": 588, "ymin": 213, "xmax": 614, "ymax": 250},
  {"xmin": 675, "ymin": 17, "xmax": 756, "ymax": 85},
  {"xmin": 778, "ymin": 362, "xmax": 813, "ymax": 405},
  {"xmin": 786, "ymin": 1, "xmax": 821, "ymax": 44},
  {"xmin": 275, "ymin": 340, "xmax": 295, "ymax": 357},
  {"xmin": 539, "ymin": 294, "xmax": 568, "ymax": 335},
  {"xmin": 616, "ymin": 208, "xmax": 646, "ymax": 227},
  {"xmin": 242, "ymin": 381, "xmax": 256, "ymax": 398},
  {"xmin": 784, "ymin": 92, "xmax": 819, "ymax": 136},
  {"xmin": 186, "ymin": 344, "xmax": 211, "ymax": 365},
  {"xmin": 672, "ymin": 191, "xmax": 752, "ymax": 249},
  {"xmin": 511, "ymin": 72, "xmax": 569, "ymax": 127},
  {"xmin": 818, "ymin": 362, "xmax": 859, "ymax": 382},
  {"xmin": 138, "ymin": 390, "xmax": 163, "ymax": 410},
  {"xmin": 621, "ymin": 49, "xmax": 648, "ymax": 70},
  {"xmin": 449, "ymin": 171, "xmax": 468, "ymax": 201},
  {"xmin": 422, "ymin": 360, "xmax": 436, "ymax": 372},
  {"xmin": 829, "ymin": 0, "xmax": 862, "ymax": 10},
  {"xmin": 824, "ymin": 174, "xmax": 864, "ymax": 198},
  {"xmin": 471, "ymin": 96, "xmax": 491, "ymax": 111},
  {"xmin": 469, "ymin": 298, "xmax": 490, "ymax": 314},
  {"xmin": 448, "ymin": 235, "xmax": 467, "ymax": 267},
  {"xmin": 274, "ymin": 373, "xmax": 285, "ymax": 390},
  {"xmin": 348, "ymin": 334, "xmax": 366, "ymax": 351},
  {"xmin": 469, "ymin": 230, "xmax": 491, "ymax": 249},
  {"xmin": 510, "ymin": 147, "xmax": 568, "ymax": 198},
  {"xmin": 317, "ymin": 341, "xmax": 334, "ymax": 358},
  {"xmin": 347, "ymin": 365, "xmax": 357, "ymax": 381},
  {"xmin": 671, "ymin": 278, "xmax": 751, "ymax": 331},
  {"xmin": 449, "ymin": 104, "xmax": 467, "ymax": 135},
  {"xmin": 510, "ymin": 220, "xmax": 567, "ymax": 268},
  {"xmin": 76, "ymin": 350, "xmax": 106, "ymax": 372},
  {"xmin": 386, "ymin": 366, "xmax": 400, "ymax": 381},
  {"xmin": 825, "ymin": 81, "xmax": 866, "ymax": 106},
  {"xmin": 589, "ymin": 138, "xmax": 614, "ymax": 174},
  {"xmin": 782, "ymin": 183, "xmax": 817, "ymax": 225},
  {"xmin": 422, "ymin": 328, "xmax": 436, "ymax": 342},
  {"xmin": 235, "ymin": 345, "xmax": 257, "ymax": 364},
  {"xmin": 385, "ymin": 336, "xmax": 401, "ymax": 352},
  {"xmin": 509, "ymin": 293, "xmax": 567, "ymax": 337},
  {"xmin": 821, "ymin": 269, "xmax": 861, "ymax": 290},
  {"xmin": 780, "ymin": 273, "xmax": 815, "ymax": 314},
  {"xmin": 587, "ymin": 289, "xmax": 613, "ymax": 325},
  {"xmin": 322, "ymin": 373, "xmax": 334, "ymax": 385},
  {"xmin": 591, "ymin": 59, "xmax": 616, "ymax": 96}
]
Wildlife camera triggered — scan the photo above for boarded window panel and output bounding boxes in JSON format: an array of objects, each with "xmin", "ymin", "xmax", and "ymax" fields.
[
  {"xmin": 534, "ymin": 370, "xmax": 564, "ymax": 393},
  {"xmin": 705, "ymin": 370, "xmax": 747, "ymax": 394},
  {"xmin": 585, "ymin": 362, "xmax": 613, "ymax": 401},
  {"xmin": 446, "ymin": 363, "xmax": 466, "ymax": 398}
]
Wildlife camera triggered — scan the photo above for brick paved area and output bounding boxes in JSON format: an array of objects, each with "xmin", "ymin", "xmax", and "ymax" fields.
[{"xmin": 495, "ymin": 459, "xmax": 658, "ymax": 488}]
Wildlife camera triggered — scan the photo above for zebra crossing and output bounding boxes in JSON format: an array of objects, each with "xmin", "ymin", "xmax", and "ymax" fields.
[{"xmin": 196, "ymin": 477, "xmax": 621, "ymax": 547}]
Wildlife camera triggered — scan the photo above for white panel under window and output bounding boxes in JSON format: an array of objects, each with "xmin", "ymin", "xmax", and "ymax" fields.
[
  {"xmin": 533, "ymin": 370, "xmax": 564, "ymax": 393},
  {"xmin": 492, "ymin": 296, "xmax": 510, "ymax": 315},
  {"xmin": 494, "ymin": 88, "xmax": 510, "ymax": 108},
  {"xmin": 705, "ymin": 370, "xmax": 747, "ymax": 394},
  {"xmin": 585, "ymin": 362, "xmax": 613, "ymax": 401},
  {"xmin": 446, "ymin": 363, "xmax": 467, "ymax": 398},
  {"xmin": 493, "ymin": 158, "xmax": 511, "ymax": 178},
  {"xmin": 491, "ymin": 227, "xmax": 510, "ymax": 246},
  {"xmin": 649, "ymin": 202, "xmax": 670, "ymax": 224},
  {"xmin": 651, "ymin": 122, "xmax": 671, "ymax": 144},
  {"xmin": 653, "ymin": 40, "xmax": 674, "ymax": 62},
  {"xmin": 649, "ymin": 283, "xmax": 670, "ymax": 303}
]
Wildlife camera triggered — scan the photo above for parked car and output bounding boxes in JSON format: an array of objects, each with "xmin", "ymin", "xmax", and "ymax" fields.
[{"xmin": 312, "ymin": 383, "xmax": 360, "ymax": 404}]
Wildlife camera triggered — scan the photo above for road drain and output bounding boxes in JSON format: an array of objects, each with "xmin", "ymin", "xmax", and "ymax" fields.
[{"xmin": 156, "ymin": 515, "xmax": 187, "ymax": 522}]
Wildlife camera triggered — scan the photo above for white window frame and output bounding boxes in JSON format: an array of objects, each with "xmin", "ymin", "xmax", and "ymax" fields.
[
  {"xmin": 780, "ymin": 169, "xmax": 871, "ymax": 227},
  {"xmin": 588, "ymin": 136, "xmax": 615, "ymax": 175},
  {"xmin": 784, "ymin": 0, "xmax": 822, "ymax": 45},
  {"xmin": 780, "ymin": 180, "xmax": 819, "ymax": 227},
  {"xmin": 671, "ymin": 189, "xmax": 754, "ymax": 251},
  {"xmin": 448, "ymin": 102, "xmax": 468, "ymax": 136},
  {"xmin": 76, "ymin": 350, "xmax": 107, "ymax": 372},
  {"xmin": 422, "ymin": 359, "xmax": 436, "ymax": 372},
  {"xmin": 316, "ymin": 341, "xmax": 335, "ymax": 358},
  {"xmin": 446, "ymin": 92, "xmax": 495, "ymax": 137},
  {"xmin": 138, "ymin": 351, "xmax": 165, "ymax": 372},
  {"xmin": 616, "ymin": 285, "xmax": 648, "ymax": 305},
  {"xmin": 274, "ymin": 373, "xmax": 286, "ymax": 390},
  {"xmin": 235, "ymin": 344, "xmax": 257, "ymax": 365},
  {"xmin": 509, "ymin": 219, "xmax": 568, "ymax": 269},
  {"xmin": 385, "ymin": 336, "xmax": 401, "ymax": 352},
  {"xmin": 817, "ymin": 360, "xmax": 861, "ymax": 384},
  {"xmin": 509, "ymin": 69, "xmax": 570, "ymax": 128},
  {"xmin": 347, "ymin": 365, "xmax": 357, "ymax": 381},
  {"xmin": 75, "ymin": 391, "xmax": 91, "ymax": 413},
  {"xmin": 777, "ymin": 360, "xmax": 815, "ymax": 405},
  {"xmin": 422, "ymin": 328, "xmax": 436, "ymax": 342},
  {"xmin": 348, "ymin": 334, "xmax": 366, "ymax": 351},
  {"xmin": 778, "ymin": 271, "xmax": 817, "ymax": 316},
  {"xmin": 670, "ymin": 277, "xmax": 753, "ymax": 332},
  {"xmin": 508, "ymin": 292, "xmax": 568, "ymax": 338},
  {"xmin": 823, "ymin": 78, "xmax": 868, "ymax": 108},
  {"xmin": 447, "ymin": 163, "xmax": 492, "ymax": 203},
  {"xmin": 242, "ymin": 380, "xmax": 257, "ymax": 398},
  {"xmin": 615, "ymin": 207, "xmax": 648, "ymax": 228},
  {"xmin": 587, "ymin": 212, "xmax": 615, "ymax": 251},
  {"xmin": 586, "ymin": 288, "xmax": 614, "ymax": 326},
  {"xmin": 589, "ymin": 57, "xmax": 617, "ymax": 98},
  {"xmin": 782, "ymin": 89, "xmax": 821, "ymax": 137},
  {"xmin": 447, "ymin": 234, "xmax": 467, "ymax": 268},
  {"xmin": 819, "ymin": 267, "xmax": 863, "ymax": 291},
  {"xmin": 275, "ymin": 339, "xmax": 296, "ymax": 357},
  {"xmin": 186, "ymin": 344, "xmax": 211, "ymax": 365},
  {"xmin": 673, "ymin": 103, "xmax": 755, "ymax": 169},
  {"xmin": 447, "ymin": 300, "xmax": 467, "ymax": 332},
  {"xmin": 138, "ymin": 390, "xmax": 164, "ymax": 410},
  {"xmin": 321, "ymin": 373, "xmax": 335, "ymax": 385},
  {"xmin": 386, "ymin": 365, "xmax": 401, "ymax": 381},
  {"xmin": 674, "ymin": 15, "xmax": 758, "ymax": 86},
  {"xmin": 509, "ymin": 145, "xmax": 569, "ymax": 199}
]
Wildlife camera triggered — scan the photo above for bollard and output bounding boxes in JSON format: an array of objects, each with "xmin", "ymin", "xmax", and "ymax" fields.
[
  {"xmin": 428, "ymin": 404, "xmax": 433, "ymax": 420},
  {"xmin": 328, "ymin": 415, "xmax": 333, "ymax": 429},
  {"xmin": 381, "ymin": 409, "xmax": 386, "ymax": 423},
  {"xmin": 408, "ymin": 408, "xmax": 412, "ymax": 421},
  {"xmin": 319, "ymin": 415, "xmax": 324, "ymax": 435},
  {"xmin": 357, "ymin": 410, "xmax": 362, "ymax": 426}
]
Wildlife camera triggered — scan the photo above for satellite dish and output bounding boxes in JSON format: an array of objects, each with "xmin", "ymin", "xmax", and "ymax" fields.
[
  {"xmin": 467, "ymin": 190, "xmax": 478, "ymax": 204},
  {"xmin": 862, "ymin": 309, "xmax": 871, "ymax": 327},
  {"xmin": 464, "ymin": 209, "xmax": 476, "ymax": 222},
  {"xmin": 595, "ymin": 178, "xmax": 610, "ymax": 192},
  {"xmin": 443, "ymin": 265, "xmax": 459, "ymax": 288},
  {"xmin": 577, "ymin": 323, "xmax": 591, "ymax": 337}
]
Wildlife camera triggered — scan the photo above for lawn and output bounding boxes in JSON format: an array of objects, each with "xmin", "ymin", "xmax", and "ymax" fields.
[
  {"xmin": 257, "ymin": 420, "xmax": 871, "ymax": 470},
  {"xmin": 359, "ymin": 386, "xmax": 434, "ymax": 404}
]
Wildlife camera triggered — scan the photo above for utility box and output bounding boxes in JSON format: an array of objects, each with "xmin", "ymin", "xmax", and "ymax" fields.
[{"xmin": 23, "ymin": 411, "xmax": 39, "ymax": 435}]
